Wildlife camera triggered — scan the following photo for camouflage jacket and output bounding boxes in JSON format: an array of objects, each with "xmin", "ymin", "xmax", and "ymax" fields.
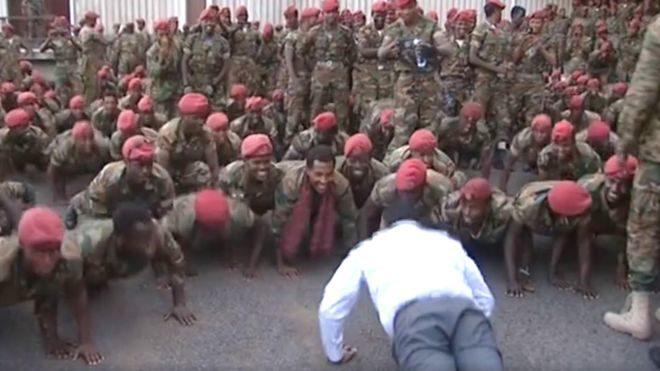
[
  {"xmin": 138, "ymin": 112, "xmax": 169, "ymax": 131},
  {"xmin": 109, "ymin": 126, "xmax": 158, "ymax": 161},
  {"xmin": 229, "ymin": 113, "xmax": 278, "ymax": 140},
  {"xmin": 47, "ymin": 129, "xmax": 110, "ymax": 174},
  {"xmin": 383, "ymin": 16, "xmax": 439, "ymax": 73},
  {"xmin": 355, "ymin": 23, "xmax": 391, "ymax": 72},
  {"xmin": 537, "ymin": 141, "xmax": 602, "ymax": 180},
  {"xmin": 439, "ymin": 189, "xmax": 513, "ymax": 244},
  {"xmin": 118, "ymin": 95, "xmax": 140, "ymax": 112},
  {"xmin": 336, "ymin": 156, "xmax": 390, "ymax": 208},
  {"xmin": 509, "ymin": 127, "xmax": 549, "ymax": 169},
  {"xmin": 183, "ymin": 32, "xmax": 230, "ymax": 77},
  {"xmin": 575, "ymin": 128, "xmax": 620, "ymax": 161},
  {"xmin": 471, "ymin": 21, "xmax": 512, "ymax": 74},
  {"xmin": 436, "ymin": 116, "xmax": 492, "ymax": 166},
  {"xmin": 512, "ymin": 181, "xmax": 590, "ymax": 235},
  {"xmin": 0, "ymin": 125, "xmax": 50, "ymax": 160},
  {"xmin": 578, "ymin": 173, "xmax": 628, "ymax": 234},
  {"xmin": 228, "ymin": 25, "xmax": 261, "ymax": 58},
  {"xmin": 283, "ymin": 128, "xmax": 349, "ymax": 161},
  {"xmin": 55, "ymin": 110, "xmax": 90, "ymax": 133},
  {"xmin": 560, "ymin": 110, "xmax": 601, "ymax": 131},
  {"xmin": 146, "ymin": 42, "xmax": 181, "ymax": 102},
  {"xmin": 219, "ymin": 160, "xmax": 286, "ymax": 215},
  {"xmin": 157, "ymin": 118, "xmax": 216, "ymax": 169},
  {"xmin": 383, "ymin": 145, "xmax": 456, "ymax": 177},
  {"xmin": 304, "ymin": 23, "xmax": 356, "ymax": 65},
  {"xmin": 283, "ymin": 28, "xmax": 312, "ymax": 76},
  {"xmin": 213, "ymin": 130, "xmax": 241, "ymax": 167},
  {"xmin": 91, "ymin": 107, "xmax": 120, "ymax": 137},
  {"xmin": 438, "ymin": 35, "xmax": 472, "ymax": 79}
]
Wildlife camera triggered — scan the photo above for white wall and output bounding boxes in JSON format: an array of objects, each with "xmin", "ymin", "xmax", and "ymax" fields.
[{"xmin": 69, "ymin": 0, "xmax": 187, "ymax": 31}]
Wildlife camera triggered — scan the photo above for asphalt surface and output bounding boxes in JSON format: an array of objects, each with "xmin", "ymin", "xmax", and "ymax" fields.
[{"xmin": 0, "ymin": 159, "xmax": 657, "ymax": 370}]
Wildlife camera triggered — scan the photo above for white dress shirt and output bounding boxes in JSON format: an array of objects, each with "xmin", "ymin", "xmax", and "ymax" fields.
[{"xmin": 318, "ymin": 221, "xmax": 495, "ymax": 362}]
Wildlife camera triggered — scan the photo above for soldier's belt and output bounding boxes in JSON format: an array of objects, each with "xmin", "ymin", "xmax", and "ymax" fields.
[{"xmin": 316, "ymin": 60, "xmax": 344, "ymax": 67}]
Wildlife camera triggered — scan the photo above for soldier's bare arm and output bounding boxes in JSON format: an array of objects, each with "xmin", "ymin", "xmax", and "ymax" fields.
[
  {"xmin": 66, "ymin": 281, "xmax": 103, "ymax": 365},
  {"xmin": 576, "ymin": 219, "xmax": 598, "ymax": 299},
  {"xmin": 243, "ymin": 217, "xmax": 267, "ymax": 279},
  {"xmin": 357, "ymin": 198, "xmax": 383, "ymax": 241},
  {"xmin": 548, "ymin": 232, "xmax": 571, "ymax": 289},
  {"xmin": 504, "ymin": 220, "xmax": 525, "ymax": 297}
]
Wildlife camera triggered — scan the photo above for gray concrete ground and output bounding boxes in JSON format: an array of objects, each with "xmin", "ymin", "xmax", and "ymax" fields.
[{"xmin": 0, "ymin": 158, "xmax": 656, "ymax": 370}]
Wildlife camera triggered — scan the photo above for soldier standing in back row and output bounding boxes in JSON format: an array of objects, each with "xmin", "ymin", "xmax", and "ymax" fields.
[
  {"xmin": 225, "ymin": 6, "xmax": 262, "ymax": 95},
  {"xmin": 40, "ymin": 17, "xmax": 82, "ymax": 106},
  {"xmin": 79, "ymin": 12, "xmax": 107, "ymax": 103},
  {"xmin": 147, "ymin": 20, "xmax": 181, "ymax": 119},
  {"xmin": 113, "ymin": 23, "xmax": 141, "ymax": 77}
]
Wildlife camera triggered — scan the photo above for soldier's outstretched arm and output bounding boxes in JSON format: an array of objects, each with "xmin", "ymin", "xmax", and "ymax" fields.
[
  {"xmin": 504, "ymin": 220, "xmax": 524, "ymax": 297},
  {"xmin": 243, "ymin": 217, "xmax": 267, "ymax": 279},
  {"xmin": 576, "ymin": 220, "xmax": 598, "ymax": 300},
  {"xmin": 66, "ymin": 281, "xmax": 103, "ymax": 365}
]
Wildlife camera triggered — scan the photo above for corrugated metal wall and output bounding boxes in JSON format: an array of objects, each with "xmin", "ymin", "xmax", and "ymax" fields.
[{"xmin": 69, "ymin": 0, "xmax": 187, "ymax": 30}]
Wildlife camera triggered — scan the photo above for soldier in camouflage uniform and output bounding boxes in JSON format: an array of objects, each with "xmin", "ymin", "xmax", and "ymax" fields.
[
  {"xmin": 0, "ymin": 109, "xmax": 50, "ymax": 177},
  {"xmin": 39, "ymin": 20, "xmax": 82, "ymax": 106},
  {"xmin": 64, "ymin": 203, "xmax": 196, "ymax": 326},
  {"xmin": 229, "ymin": 97, "xmax": 279, "ymax": 141},
  {"xmin": 79, "ymin": 12, "xmax": 108, "ymax": 103},
  {"xmin": 604, "ymin": 17, "xmax": 660, "ymax": 341},
  {"xmin": 113, "ymin": 23, "xmax": 141, "ymax": 76},
  {"xmin": 378, "ymin": 0, "xmax": 443, "ymax": 149},
  {"xmin": 0, "ymin": 207, "xmax": 102, "ymax": 364},
  {"xmin": 352, "ymin": 2, "xmax": 393, "ymax": 120},
  {"xmin": 117, "ymin": 78, "xmax": 143, "ymax": 111},
  {"xmin": 147, "ymin": 20, "xmax": 181, "ymax": 119},
  {"xmin": 439, "ymin": 178, "xmax": 513, "ymax": 249},
  {"xmin": 582, "ymin": 78, "xmax": 608, "ymax": 114},
  {"xmin": 48, "ymin": 121, "xmax": 110, "ymax": 201},
  {"xmin": 91, "ymin": 93, "xmax": 120, "ymax": 137},
  {"xmin": 275, "ymin": 6, "xmax": 299, "ymax": 90},
  {"xmin": 258, "ymin": 24, "xmax": 279, "ymax": 96},
  {"xmin": 537, "ymin": 120, "xmax": 602, "ymax": 181},
  {"xmin": 302, "ymin": 0, "xmax": 356, "ymax": 132},
  {"xmin": 359, "ymin": 158, "xmax": 453, "ymax": 240},
  {"xmin": 55, "ymin": 95, "xmax": 90, "ymax": 134},
  {"xmin": 16, "ymin": 91, "xmax": 57, "ymax": 138},
  {"xmin": 226, "ymin": 84, "xmax": 248, "ymax": 123},
  {"xmin": 616, "ymin": 19, "xmax": 643, "ymax": 81},
  {"xmin": 576, "ymin": 120, "xmax": 620, "ymax": 162},
  {"xmin": 156, "ymin": 93, "xmax": 219, "ymax": 193},
  {"xmin": 67, "ymin": 135, "xmax": 174, "ymax": 227},
  {"xmin": 135, "ymin": 18, "xmax": 151, "ymax": 66},
  {"xmin": 109, "ymin": 110, "xmax": 158, "ymax": 161},
  {"xmin": 182, "ymin": 10, "xmax": 230, "ymax": 111},
  {"xmin": 337, "ymin": 133, "xmax": 390, "ymax": 209},
  {"xmin": 359, "ymin": 100, "xmax": 399, "ymax": 161},
  {"xmin": 564, "ymin": 22, "xmax": 592, "ymax": 74},
  {"xmin": 0, "ymin": 26, "xmax": 23, "ymax": 85},
  {"xmin": 205, "ymin": 112, "xmax": 241, "ymax": 167},
  {"xmin": 561, "ymin": 95, "xmax": 601, "ymax": 131},
  {"xmin": 602, "ymin": 82, "xmax": 628, "ymax": 130},
  {"xmin": 469, "ymin": 0, "xmax": 514, "ymax": 144},
  {"xmin": 0, "ymin": 181, "xmax": 35, "ymax": 235},
  {"xmin": 283, "ymin": 111, "xmax": 349, "ymax": 161},
  {"xmin": 136, "ymin": 96, "xmax": 168, "ymax": 131},
  {"xmin": 504, "ymin": 181, "xmax": 594, "ymax": 298},
  {"xmin": 272, "ymin": 146, "xmax": 357, "ymax": 277},
  {"xmin": 225, "ymin": 7, "xmax": 262, "ymax": 94}
]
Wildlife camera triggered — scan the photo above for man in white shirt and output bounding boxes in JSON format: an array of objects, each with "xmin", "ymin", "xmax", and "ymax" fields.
[{"xmin": 318, "ymin": 198, "xmax": 502, "ymax": 370}]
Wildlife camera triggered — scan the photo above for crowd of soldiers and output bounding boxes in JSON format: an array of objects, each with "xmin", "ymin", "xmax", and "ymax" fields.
[{"xmin": 0, "ymin": 0, "xmax": 658, "ymax": 365}]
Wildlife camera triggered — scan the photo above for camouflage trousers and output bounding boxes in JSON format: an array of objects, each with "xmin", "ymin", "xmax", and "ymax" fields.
[
  {"xmin": 188, "ymin": 75, "xmax": 226, "ymax": 112},
  {"xmin": 260, "ymin": 64, "xmax": 279, "ymax": 96},
  {"xmin": 54, "ymin": 63, "xmax": 83, "ymax": 106},
  {"xmin": 352, "ymin": 63, "xmax": 394, "ymax": 118},
  {"xmin": 310, "ymin": 62, "xmax": 350, "ymax": 132},
  {"xmin": 627, "ymin": 162, "xmax": 660, "ymax": 292},
  {"xmin": 472, "ymin": 72, "xmax": 512, "ymax": 142},
  {"xmin": 117, "ymin": 55, "xmax": 140, "ymax": 76},
  {"xmin": 285, "ymin": 73, "xmax": 311, "ymax": 143},
  {"xmin": 153, "ymin": 98, "xmax": 178, "ymax": 121},
  {"xmin": 389, "ymin": 71, "xmax": 440, "ymax": 151},
  {"xmin": 564, "ymin": 57, "xmax": 586, "ymax": 75},
  {"xmin": 172, "ymin": 161, "xmax": 212, "ymax": 194},
  {"xmin": 439, "ymin": 76, "xmax": 472, "ymax": 117},
  {"xmin": 508, "ymin": 75, "xmax": 546, "ymax": 133},
  {"xmin": 228, "ymin": 56, "xmax": 260, "ymax": 95},
  {"xmin": 81, "ymin": 58, "xmax": 104, "ymax": 103}
]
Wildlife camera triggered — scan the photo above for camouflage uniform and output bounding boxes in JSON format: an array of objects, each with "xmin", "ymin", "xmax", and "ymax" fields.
[
  {"xmin": 138, "ymin": 111, "xmax": 168, "ymax": 131},
  {"xmin": 21, "ymin": 0, "xmax": 44, "ymax": 39},
  {"xmin": 617, "ymin": 18, "xmax": 660, "ymax": 292},
  {"xmin": 229, "ymin": 113, "xmax": 279, "ymax": 140},
  {"xmin": 0, "ymin": 126, "xmax": 50, "ymax": 172},
  {"xmin": 47, "ymin": 129, "xmax": 110, "ymax": 175},
  {"xmin": 109, "ymin": 127, "xmax": 158, "ymax": 161},
  {"xmin": 219, "ymin": 160, "xmax": 286, "ymax": 215},
  {"xmin": 183, "ymin": 31, "xmax": 230, "ymax": 109},
  {"xmin": 384, "ymin": 17, "xmax": 442, "ymax": 149},
  {"xmin": 545, "ymin": 16, "xmax": 570, "ymax": 65},
  {"xmin": 537, "ymin": 141, "xmax": 602, "ymax": 181},
  {"xmin": 369, "ymin": 170, "xmax": 453, "ymax": 224},
  {"xmin": 438, "ymin": 35, "xmax": 473, "ymax": 116},
  {"xmin": 470, "ymin": 20, "xmax": 513, "ymax": 141},
  {"xmin": 146, "ymin": 41, "xmax": 181, "ymax": 118},
  {"xmin": 564, "ymin": 35, "xmax": 592, "ymax": 74},
  {"xmin": 560, "ymin": 109, "xmax": 601, "ymax": 131},
  {"xmin": 0, "ymin": 181, "xmax": 35, "ymax": 235},
  {"xmin": 358, "ymin": 99, "xmax": 401, "ymax": 161},
  {"xmin": 282, "ymin": 128, "xmax": 349, "ymax": 161},
  {"xmin": 575, "ymin": 128, "xmax": 620, "ymax": 161},
  {"xmin": 69, "ymin": 160, "xmax": 175, "ymax": 220},
  {"xmin": 156, "ymin": 118, "xmax": 216, "ymax": 192},
  {"xmin": 283, "ymin": 28, "xmax": 313, "ymax": 142},
  {"xmin": 212, "ymin": 130, "xmax": 241, "ymax": 167},
  {"xmin": 258, "ymin": 38, "xmax": 280, "ymax": 95},
  {"xmin": 91, "ymin": 107, "xmax": 120, "ymax": 137},
  {"xmin": 227, "ymin": 25, "xmax": 262, "ymax": 94},
  {"xmin": 271, "ymin": 163, "xmax": 358, "ymax": 243},
  {"xmin": 0, "ymin": 39, "xmax": 21, "ymax": 85},
  {"xmin": 602, "ymin": 98, "xmax": 625, "ymax": 129},
  {"xmin": 304, "ymin": 23, "xmax": 356, "ymax": 131},
  {"xmin": 509, "ymin": 127, "xmax": 548, "ymax": 171},
  {"xmin": 41, "ymin": 34, "xmax": 82, "ymax": 104},
  {"xmin": 353, "ymin": 23, "xmax": 394, "ymax": 117},
  {"xmin": 79, "ymin": 26, "xmax": 107, "ymax": 103},
  {"xmin": 582, "ymin": 91, "xmax": 609, "ymax": 114},
  {"xmin": 30, "ymin": 107, "xmax": 57, "ymax": 138},
  {"xmin": 54, "ymin": 110, "xmax": 90, "ymax": 134},
  {"xmin": 383, "ymin": 145, "xmax": 457, "ymax": 178},
  {"xmin": 435, "ymin": 116, "xmax": 492, "ymax": 170},
  {"xmin": 617, "ymin": 34, "xmax": 643, "ymax": 81},
  {"xmin": 335, "ymin": 156, "xmax": 390, "ymax": 209},
  {"xmin": 578, "ymin": 173, "xmax": 629, "ymax": 235},
  {"xmin": 114, "ymin": 31, "xmax": 141, "ymax": 76},
  {"xmin": 62, "ymin": 219, "xmax": 183, "ymax": 287},
  {"xmin": 511, "ymin": 181, "xmax": 590, "ymax": 235},
  {"xmin": 439, "ymin": 189, "xmax": 513, "ymax": 245}
]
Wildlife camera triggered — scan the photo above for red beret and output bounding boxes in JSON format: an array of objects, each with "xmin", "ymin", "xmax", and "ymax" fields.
[
  {"xmin": 284, "ymin": 5, "xmax": 298, "ymax": 17},
  {"xmin": 69, "ymin": 95, "xmax": 85, "ymax": 110},
  {"xmin": 447, "ymin": 8, "xmax": 459, "ymax": 20},
  {"xmin": 427, "ymin": 11, "xmax": 439, "ymax": 21},
  {"xmin": 2, "ymin": 23, "xmax": 14, "ymax": 32},
  {"xmin": 199, "ymin": 8, "xmax": 215, "ymax": 21},
  {"xmin": 122, "ymin": 135, "xmax": 155, "ymax": 162},
  {"xmin": 44, "ymin": 90, "xmax": 57, "ymax": 100},
  {"xmin": 344, "ymin": 133, "xmax": 373, "ymax": 157},
  {"xmin": 552, "ymin": 120, "xmax": 574, "ymax": 143},
  {"xmin": 587, "ymin": 78, "xmax": 600, "ymax": 90},
  {"xmin": 565, "ymin": 86, "xmax": 580, "ymax": 97},
  {"xmin": 4, "ymin": 109, "xmax": 31, "ymax": 130},
  {"xmin": 529, "ymin": 11, "xmax": 545, "ymax": 20},
  {"xmin": 380, "ymin": 109, "xmax": 396, "ymax": 128},
  {"xmin": 531, "ymin": 114, "xmax": 553, "ymax": 132},
  {"xmin": 271, "ymin": 89, "xmax": 285, "ymax": 102},
  {"xmin": 569, "ymin": 95, "xmax": 585, "ymax": 110},
  {"xmin": 395, "ymin": 159, "xmax": 427, "ymax": 191},
  {"xmin": 97, "ymin": 68, "xmax": 109, "ymax": 79},
  {"xmin": 604, "ymin": 155, "xmax": 638, "ymax": 180},
  {"xmin": 612, "ymin": 82, "xmax": 628, "ymax": 97},
  {"xmin": 548, "ymin": 181, "xmax": 592, "ymax": 217},
  {"xmin": 137, "ymin": 95, "xmax": 153, "ymax": 112},
  {"xmin": 31, "ymin": 71, "xmax": 46, "ymax": 86},
  {"xmin": 18, "ymin": 207, "xmax": 64, "ymax": 250},
  {"xmin": 460, "ymin": 102, "xmax": 483, "ymax": 119},
  {"xmin": 128, "ymin": 77, "xmax": 142, "ymax": 91},
  {"xmin": 597, "ymin": 24, "xmax": 608, "ymax": 35},
  {"xmin": 455, "ymin": 10, "xmax": 474, "ymax": 22},
  {"xmin": 586, "ymin": 121, "xmax": 610, "ymax": 143},
  {"xmin": 313, "ymin": 112, "xmax": 337, "ymax": 132},
  {"xmin": 245, "ymin": 96, "xmax": 266, "ymax": 112},
  {"xmin": 576, "ymin": 75, "xmax": 589, "ymax": 86},
  {"xmin": 236, "ymin": 6, "xmax": 248, "ymax": 16},
  {"xmin": 395, "ymin": 0, "xmax": 416, "ymax": 10},
  {"xmin": 19, "ymin": 60, "xmax": 32, "ymax": 71},
  {"xmin": 241, "ymin": 134, "xmax": 273, "ymax": 158},
  {"xmin": 570, "ymin": 69, "xmax": 584, "ymax": 81},
  {"xmin": 322, "ymin": 0, "xmax": 340, "ymax": 12},
  {"xmin": 17, "ymin": 92, "xmax": 38, "ymax": 106},
  {"xmin": 168, "ymin": 17, "xmax": 178, "ymax": 23},
  {"xmin": 117, "ymin": 110, "xmax": 139, "ymax": 134},
  {"xmin": 409, "ymin": 129, "xmax": 437, "ymax": 153},
  {"xmin": 194, "ymin": 189, "xmax": 230, "ymax": 228},
  {"xmin": 84, "ymin": 11, "xmax": 99, "ymax": 20},
  {"xmin": 372, "ymin": 1, "xmax": 389, "ymax": 13},
  {"xmin": 1, "ymin": 82, "xmax": 16, "ymax": 94},
  {"xmin": 487, "ymin": 0, "xmax": 506, "ymax": 9},
  {"xmin": 553, "ymin": 80, "xmax": 569, "ymax": 92},
  {"xmin": 178, "ymin": 93, "xmax": 209, "ymax": 116},
  {"xmin": 460, "ymin": 178, "xmax": 492, "ymax": 201},
  {"xmin": 263, "ymin": 23, "xmax": 274, "ymax": 38},
  {"xmin": 206, "ymin": 112, "xmax": 229, "ymax": 131},
  {"xmin": 153, "ymin": 19, "xmax": 170, "ymax": 32},
  {"xmin": 72, "ymin": 120, "xmax": 94, "ymax": 141},
  {"xmin": 465, "ymin": 9, "xmax": 477, "ymax": 20},
  {"xmin": 301, "ymin": 7, "xmax": 321, "ymax": 19},
  {"xmin": 230, "ymin": 84, "xmax": 248, "ymax": 100}
]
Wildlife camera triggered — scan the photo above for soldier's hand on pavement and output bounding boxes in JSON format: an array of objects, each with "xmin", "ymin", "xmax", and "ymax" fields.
[
  {"xmin": 74, "ymin": 343, "xmax": 103, "ymax": 365},
  {"xmin": 164, "ymin": 305, "xmax": 197, "ymax": 326},
  {"xmin": 549, "ymin": 274, "xmax": 571, "ymax": 290},
  {"xmin": 243, "ymin": 267, "xmax": 258, "ymax": 280},
  {"xmin": 573, "ymin": 284, "xmax": 599, "ymax": 300},
  {"xmin": 278, "ymin": 265, "xmax": 300, "ymax": 279},
  {"xmin": 506, "ymin": 282, "xmax": 526, "ymax": 298},
  {"xmin": 45, "ymin": 338, "xmax": 75, "ymax": 359}
]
